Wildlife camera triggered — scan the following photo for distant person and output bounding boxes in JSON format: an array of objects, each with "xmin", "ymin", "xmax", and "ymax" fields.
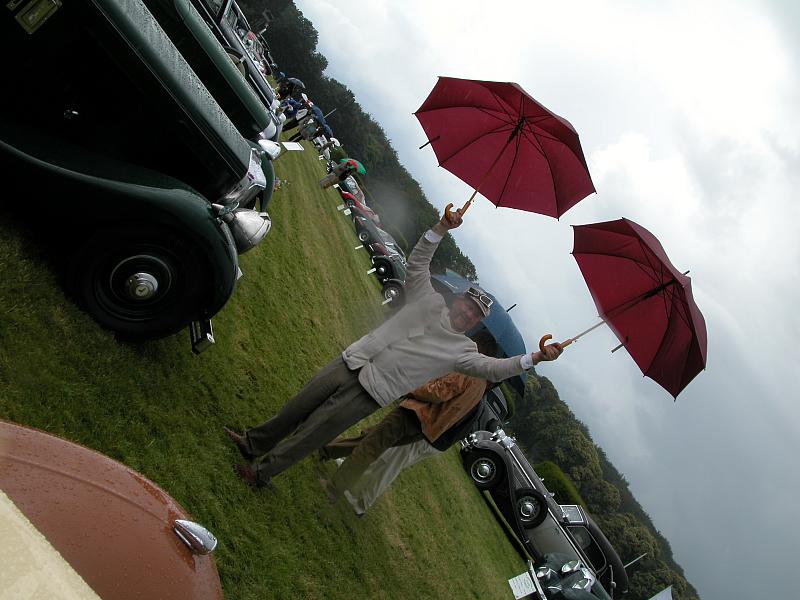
[
  {"xmin": 318, "ymin": 160, "xmax": 359, "ymax": 189},
  {"xmin": 318, "ymin": 333, "xmax": 495, "ymax": 503},
  {"xmin": 223, "ymin": 209, "xmax": 563, "ymax": 488},
  {"xmin": 318, "ymin": 137, "xmax": 340, "ymax": 154},
  {"xmin": 279, "ymin": 97, "xmax": 303, "ymax": 120}
]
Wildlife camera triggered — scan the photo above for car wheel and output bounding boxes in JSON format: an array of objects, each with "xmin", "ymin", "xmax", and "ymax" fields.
[
  {"xmin": 466, "ymin": 450, "xmax": 503, "ymax": 490},
  {"xmin": 514, "ymin": 487, "xmax": 547, "ymax": 528},
  {"xmin": 357, "ymin": 230, "xmax": 370, "ymax": 243},
  {"xmin": 373, "ymin": 258, "xmax": 393, "ymax": 280},
  {"xmin": 69, "ymin": 226, "xmax": 205, "ymax": 340},
  {"xmin": 381, "ymin": 279, "xmax": 405, "ymax": 307}
]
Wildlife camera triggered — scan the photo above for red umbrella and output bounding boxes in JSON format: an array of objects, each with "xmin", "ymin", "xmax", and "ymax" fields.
[
  {"xmin": 414, "ymin": 76, "xmax": 595, "ymax": 219},
  {"xmin": 548, "ymin": 218, "xmax": 707, "ymax": 398}
]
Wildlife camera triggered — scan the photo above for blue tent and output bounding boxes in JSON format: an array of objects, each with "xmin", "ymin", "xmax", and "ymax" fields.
[{"xmin": 431, "ymin": 270, "xmax": 527, "ymax": 396}]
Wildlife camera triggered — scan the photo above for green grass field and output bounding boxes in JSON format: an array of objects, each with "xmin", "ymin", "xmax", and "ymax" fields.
[{"xmin": 0, "ymin": 143, "xmax": 526, "ymax": 599}]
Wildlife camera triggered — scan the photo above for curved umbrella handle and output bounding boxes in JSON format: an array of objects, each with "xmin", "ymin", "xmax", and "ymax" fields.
[
  {"xmin": 444, "ymin": 202, "xmax": 456, "ymax": 223},
  {"xmin": 539, "ymin": 334, "xmax": 574, "ymax": 353}
]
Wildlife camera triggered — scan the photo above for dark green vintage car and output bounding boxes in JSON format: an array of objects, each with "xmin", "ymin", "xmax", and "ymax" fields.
[
  {"xmin": 141, "ymin": 0, "xmax": 284, "ymax": 158},
  {"xmin": 1, "ymin": 0, "xmax": 275, "ymax": 348}
]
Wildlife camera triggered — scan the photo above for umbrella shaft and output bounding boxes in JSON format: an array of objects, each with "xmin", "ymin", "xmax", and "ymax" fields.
[
  {"xmin": 461, "ymin": 141, "xmax": 511, "ymax": 213},
  {"xmin": 569, "ymin": 320, "xmax": 605, "ymax": 343}
]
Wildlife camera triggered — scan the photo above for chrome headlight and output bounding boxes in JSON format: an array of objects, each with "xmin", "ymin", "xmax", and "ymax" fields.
[
  {"xmin": 535, "ymin": 566, "xmax": 557, "ymax": 582},
  {"xmin": 226, "ymin": 209, "xmax": 271, "ymax": 254},
  {"xmin": 561, "ymin": 559, "xmax": 583, "ymax": 575},
  {"xmin": 212, "ymin": 204, "xmax": 272, "ymax": 254},
  {"xmin": 570, "ymin": 568, "xmax": 596, "ymax": 591}
]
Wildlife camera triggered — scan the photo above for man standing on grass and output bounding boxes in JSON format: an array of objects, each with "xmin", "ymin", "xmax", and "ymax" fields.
[
  {"xmin": 318, "ymin": 331, "xmax": 496, "ymax": 504},
  {"xmin": 224, "ymin": 208, "xmax": 563, "ymax": 488}
]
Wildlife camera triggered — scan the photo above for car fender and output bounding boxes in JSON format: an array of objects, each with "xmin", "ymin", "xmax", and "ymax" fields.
[
  {"xmin": 463, "ymin": 438, "xmax": 515, "ymax": 477},
  {"xmin": 0, "ymin": 132, "xmax": 239, "ymax": 316}
]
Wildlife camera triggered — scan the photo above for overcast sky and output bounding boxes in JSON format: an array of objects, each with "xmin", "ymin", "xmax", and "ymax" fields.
[{"xmin": 292, "ymin": 1, "xmax": 799, "ymax": 598}]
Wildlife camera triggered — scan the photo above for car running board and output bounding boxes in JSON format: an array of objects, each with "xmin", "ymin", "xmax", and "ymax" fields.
[{"xmin": 189, "ymin": 319, "xmax": 215, "ymax": 354}]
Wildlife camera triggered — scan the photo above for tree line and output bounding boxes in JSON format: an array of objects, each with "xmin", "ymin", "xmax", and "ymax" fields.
[{"xmin": 243, "ymin": 0, "xmax": 478, "ymax": 280}]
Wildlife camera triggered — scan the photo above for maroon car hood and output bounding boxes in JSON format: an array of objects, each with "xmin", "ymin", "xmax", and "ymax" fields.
[{"xmin": 0, "ymin": 421, "xmax": 223, "ymax": 600}]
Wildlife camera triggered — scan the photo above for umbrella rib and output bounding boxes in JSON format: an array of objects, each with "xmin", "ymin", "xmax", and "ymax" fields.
[
  {"xmin": 641, "ymin": 239, "xmax": 695, "ymax": 332},
  {"xmin": 585, "ymin": 260, "xmax": 674, "ymax": 320},
  {"xmin": 519, "ymin": 120, "xmax": 566, "ymax": 147},
  {"xmin": 495, "ymin": 124, "xmax": 525, "ymax": 207},
  {"xmin": 436, "ymin": 121, "xmax": 517, "ymax": 166},
  {"xmin": 519, "ymin": 125, "xmax": 560, "ymax": 207},
  {"xmin": 575, "ymin": 250, "xmax": 663, "ymax": 284},
  {"xmin": 525, "ymin": 115, "xmax": 591, "ymax": 171},
  {"xmin": 487, "ymin": 87, "xmax": 519, "ymax": 123},
  {"xmin": 644, "ymin": 296, "xmax": 692, "ymax": 397},
  {"xmin": 416, "ymin": 104, "xmax": 516, "ymax": 127}
]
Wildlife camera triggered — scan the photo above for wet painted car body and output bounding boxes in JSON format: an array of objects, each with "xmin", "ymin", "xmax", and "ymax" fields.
[
  {"xmin": 0, "ymin": 420, "xmax": 222, "ymax": 599},
  {"xmin": 1, "ymin": 0, "xmax": 271, "ymax": 338},
  {"xmin": 143, "ymin": 0, "xmax": 282, "ymax": 149},
  {"xmin": 189, "ymin": 0, "xmax": 280, "ymax": 115}
]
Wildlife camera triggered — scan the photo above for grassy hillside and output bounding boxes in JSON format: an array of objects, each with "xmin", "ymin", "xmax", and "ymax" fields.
[{"xmin": 0, "ymin": 144, "xmax": 525, "ymax": 599}]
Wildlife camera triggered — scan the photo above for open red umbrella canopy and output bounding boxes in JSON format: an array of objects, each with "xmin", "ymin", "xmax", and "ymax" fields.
[
  {"xmin": 415, "ymin": 76, "xmax": 595, "ymax": 218},
  {"xmin": 572, "ymin": 218, "xmax": 708, "ymax": 398}
]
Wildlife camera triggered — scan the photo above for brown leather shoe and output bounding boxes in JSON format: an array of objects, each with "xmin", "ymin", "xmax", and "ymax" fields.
[
  {"xmin": 234, "ymin": 463, "xmax": 271, "ymax": 489},
  {"xmin": 223, "ymin": 426, "xmax": 256, "ymax": 462}
]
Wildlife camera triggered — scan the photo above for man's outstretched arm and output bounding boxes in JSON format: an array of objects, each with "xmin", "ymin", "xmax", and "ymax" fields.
[
  {"xmin": 455, "ymin": 341, "xmax": 564, "ymax": 382},
  {"xmin": 404, "ymin": 208, "xmax": 464, "ymax": 303}
]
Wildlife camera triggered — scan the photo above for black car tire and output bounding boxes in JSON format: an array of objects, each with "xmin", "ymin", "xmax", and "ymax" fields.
[
  {"xmin": 466, "ymin": 449, "xmax": 503, "ymax": 490},
  {"xmin": 381, "ymin": 279, "xmax": 405, "ymax": 307},
  {"xmin": 372, "ymin": 258, "xmax": 393, "ymax": 281},
  {"xmin": 357, "ymin": 230, "xmax": 370, "ymax": 243},
  {"xmin": 514, "ymin": 487, "xmax": 548, "ymax": 529},
  {"xmin": 69, "ymin": 225, "xmax": 206, "ymax": 340}
]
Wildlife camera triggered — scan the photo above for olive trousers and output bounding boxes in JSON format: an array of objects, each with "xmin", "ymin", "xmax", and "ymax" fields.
[
  {"xmin": 326, "ymin": 406, "xmax": 425, "ymax": 493},
  {"xmin": 244, "ymin": 356, "xmax": 379, "ymax": 483}
]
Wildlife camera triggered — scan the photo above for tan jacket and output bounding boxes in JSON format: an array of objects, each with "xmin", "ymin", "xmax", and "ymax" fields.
[
  {"xmin": 401, "ymin": 373, "xmax": 486, "ymax": 442},
  {"xmin": 343, "ymin": 231, "xmax": 525, "ymax": 406}
]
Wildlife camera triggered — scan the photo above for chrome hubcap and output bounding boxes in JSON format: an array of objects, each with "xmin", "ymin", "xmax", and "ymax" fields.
[
  {"xmin": 110, "ymin": 254, "xmax": 171, "ymax": 303},
  {"xmin": 518, "ymin": 496, "xmax": 541, "ymax": 521},
  {"xmin": 471, "ymin": 458, "xmax": 495, "ymax": 483},
  {"xmin": 125, "ymin": 272, "xmax": 159, "ymax": 300}
]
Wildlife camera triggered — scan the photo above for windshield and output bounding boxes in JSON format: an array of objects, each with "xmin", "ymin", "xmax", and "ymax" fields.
[{"xmin": 567, "ymin": 525, "xmax": 607, "ymax": 572}]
